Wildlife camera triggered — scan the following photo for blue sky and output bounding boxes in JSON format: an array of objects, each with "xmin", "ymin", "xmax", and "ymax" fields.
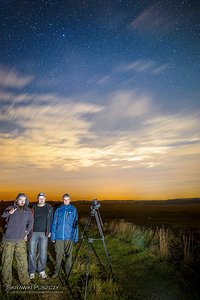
[{"xmin": 0, "ymin": 0, "xmax": 199, "ymax": 200}]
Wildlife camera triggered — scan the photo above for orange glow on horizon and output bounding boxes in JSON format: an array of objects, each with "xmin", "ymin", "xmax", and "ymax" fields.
[{"xmin": 1, "ymin": 188, "xmax": 199, "ymax": 202}]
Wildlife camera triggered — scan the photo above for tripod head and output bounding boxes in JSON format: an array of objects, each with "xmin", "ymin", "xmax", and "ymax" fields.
[{"xmin": 90, "ymin": 199, "xmax": 101, "ymax": 216}]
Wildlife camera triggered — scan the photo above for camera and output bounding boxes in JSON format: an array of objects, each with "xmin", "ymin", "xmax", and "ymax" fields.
[{"xmin": 91, "ymin": 199, "xmax": 101, "ymax": 211}]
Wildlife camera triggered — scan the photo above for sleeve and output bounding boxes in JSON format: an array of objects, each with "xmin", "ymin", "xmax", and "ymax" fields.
[
  {"xmin": 47, "ymin": 205, "xmax": 54, "ymax": 235},
  {"xmin": 49, "ymin": 206, "xmax": 54, "ymax": 227},
  {"xmin": 51, "ymin": 209, "xmax": 58, "ymax": 241},
  {"xmin": 72, "ymin": 209, "xmax": 79, "ymax": 243},
  {"xmin": 26, "ymin": 210, "xmax": 34, "ymax": 235},
  {"xmin": 1, "ymin": 206, "xmax": 13, "ymax": 219}
]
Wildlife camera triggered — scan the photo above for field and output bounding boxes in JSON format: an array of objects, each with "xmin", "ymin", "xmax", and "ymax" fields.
[
  {"xmin": 0, "ymin": 199, "xmax": 200, "ymax": 299},
  {"xmin": 76, "ymin": 199, "xmax": 200, "ymax": 230}
]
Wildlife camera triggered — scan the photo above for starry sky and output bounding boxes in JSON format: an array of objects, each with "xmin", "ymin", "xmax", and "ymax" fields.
[{"xmin": 0, "ymin": 0, "xmax": 200, "ymax": 201}]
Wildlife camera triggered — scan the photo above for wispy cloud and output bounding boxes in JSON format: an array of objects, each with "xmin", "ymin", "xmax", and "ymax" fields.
[
  {"xmin": 0, "ymin": 66, "xmax": 33, "ymax": 88},
  {"xmin": 130, "ymin": 2, "xmax": 177, "ymax": 33},
  {"xmin": 116, "ymin": 60, "xmax": 169, "ymax": 75},
  {"xmin": 95, "ymin": 59, "xmax": 169, "ymax": 89},
  {"xmin": 86, "ymin": 90, "xmax": 200, "ymax": 171},
  {"xmin": 1, "ymin": 87, "xmax": 199, "ymax": 176},
  {"xmin": 0, "ymin": 90, "xmax": 104, "ymax": 170}
]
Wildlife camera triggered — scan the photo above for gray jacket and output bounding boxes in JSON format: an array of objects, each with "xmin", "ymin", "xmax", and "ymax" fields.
[{"xmin": 2, "ymin": 195, "xmax": 33, "ymax": 242}]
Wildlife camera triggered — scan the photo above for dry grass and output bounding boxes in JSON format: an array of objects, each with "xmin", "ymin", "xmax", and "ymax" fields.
[
  {"xmin": 104, "ymin": 220, "xmax": 200, "ymax": 263},
  {"xmin": 182, "ymin": 233, "xmax": 192, "ymax": 261},
  {"xmin": 106, "ymin": 219, "xmax": 137, "ymax": 235}
]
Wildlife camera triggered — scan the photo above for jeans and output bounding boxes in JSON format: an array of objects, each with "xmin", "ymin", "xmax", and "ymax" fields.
[{"xmin": 28, "ymin": 232, "xmax": 48, "ymax": 273}]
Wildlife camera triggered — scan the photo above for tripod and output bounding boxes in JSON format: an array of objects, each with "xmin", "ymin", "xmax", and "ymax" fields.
[{"xmin": 66, "ymin": 199, "xmax": 113, "ymax": 300}]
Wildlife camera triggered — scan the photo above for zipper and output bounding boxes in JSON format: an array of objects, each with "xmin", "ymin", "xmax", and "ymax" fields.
[{"xmin": 62, "ymin": 208, "xmax": 66, "ymax": 239}]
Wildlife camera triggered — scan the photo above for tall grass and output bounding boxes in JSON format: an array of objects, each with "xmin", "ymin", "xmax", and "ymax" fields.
[
  {"xmin": 182, "ymin": 232, "xmax": 193, "ymax": 261},
  {"xmin": 106, "ymin": 219, "xmax": 200, "ymax": 263}
]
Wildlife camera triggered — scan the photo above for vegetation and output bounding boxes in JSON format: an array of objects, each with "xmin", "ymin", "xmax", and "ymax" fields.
[
  {"xmin": 1, "ymin": 217, "xmax": 200, "ymax": 300},
  {"xmin": 1, "ymin": 200, "xmax": 200, "ymax": 299}
]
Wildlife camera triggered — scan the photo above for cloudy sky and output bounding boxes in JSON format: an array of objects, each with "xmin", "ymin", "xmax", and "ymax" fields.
[{"xmin": 0, "ymin": 0, "xmax": 199, "ymax": 201}]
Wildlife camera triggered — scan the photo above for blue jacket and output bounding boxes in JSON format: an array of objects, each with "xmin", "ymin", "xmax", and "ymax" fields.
[
  {"xmin": 2, "ymin": 196, "xmax": 33, "ymax": 242},
  {"xmin": 51, "ymin": 204, "xmax": 78, "ymax": 242}
]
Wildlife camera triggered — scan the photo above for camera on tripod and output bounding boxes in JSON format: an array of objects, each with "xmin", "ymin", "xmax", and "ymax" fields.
[
  {"xmin": 90, "ymin": 199, "xmax": 101, "ymax": 215},
  {"xmin": 66, "ymin": 198, "xmax": 113, "ymax": 300}
]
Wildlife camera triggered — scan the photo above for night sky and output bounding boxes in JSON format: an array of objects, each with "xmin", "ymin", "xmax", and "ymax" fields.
[{"xmin": 0, "ymin": 0, "xmax": 200, "ymax": 201}]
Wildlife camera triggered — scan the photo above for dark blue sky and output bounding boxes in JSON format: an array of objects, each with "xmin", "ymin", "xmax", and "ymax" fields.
[
  {"xmin": 1, "ymin": 0, "xmax": 199, "ymax": 97},
  {"xmin": 0, "ymin": 0, "xmax": 200, "ymax": 200}
]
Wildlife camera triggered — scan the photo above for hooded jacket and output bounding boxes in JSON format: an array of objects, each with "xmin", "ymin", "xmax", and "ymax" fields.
[
  {"xmin": 2, "ymin": 194, "xmax": 34, "ymax": 242},
  {"xmin": 51, "ymin": 203, "xmax": 78, "ymax": 242}
]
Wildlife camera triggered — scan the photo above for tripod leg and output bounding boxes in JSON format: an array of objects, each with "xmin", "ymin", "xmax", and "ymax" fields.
[
  {"xmin": 95, "ymin": 212, "xmax": 113, "ymax": 276},
  {"xmin": 66, "ymin": 216, "xmax": 92, "ymax": 281},
  {"xmin": 84, "ymin": 272, "xmax": 89, "ymax": 300},
  {"xmin": 90, "ymin": 243, "xmax": 109, "ymax": 274},
  {"xmin": 83, "ymin": 241, "xmax": 92, "ymax": 300}
]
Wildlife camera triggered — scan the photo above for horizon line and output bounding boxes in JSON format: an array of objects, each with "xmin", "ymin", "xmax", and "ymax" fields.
[{"xmin": 1, "ymin": 197, "xmax": 199, "ymax": 202}]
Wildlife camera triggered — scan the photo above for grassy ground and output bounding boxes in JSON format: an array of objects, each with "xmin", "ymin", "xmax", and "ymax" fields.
[
  {"xmin": 0, "ymin": 203, "xmax": 200, "ymax": 300},
  {"xmin": 1, "ymin": 215, "xmax": 200, "ymax": 299},
  {"xmin": 108, "ymin": 236, "xmax": 199, "ymax": 300}
]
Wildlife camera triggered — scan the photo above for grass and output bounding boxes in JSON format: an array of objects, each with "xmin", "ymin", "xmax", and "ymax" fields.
[{"xmin": 1, "ymin": 218, "xmax": 200, "ymax": 299}]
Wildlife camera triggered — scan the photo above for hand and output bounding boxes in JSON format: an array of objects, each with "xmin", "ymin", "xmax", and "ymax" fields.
[
  {"xmin": 24, "ymin": 235, "xmax": 28, "ymax": 241},
  {"xmin": 9, "ymin": 208, "xmax": 17, "ymax": 215},
  {"xmin": 48, "ymin": 232, "xmax": 51, "ymax": 238},
  {"xmin": 52, "ymin": 240, "xmax": 55, "ymax": 243}
]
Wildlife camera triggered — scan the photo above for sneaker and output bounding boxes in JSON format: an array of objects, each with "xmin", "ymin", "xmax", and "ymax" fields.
[
  {"xmin": 39, "ymin": 271, "xmax": 47, "ymax": 279},
  {"xmin": 30, "ymin": 273, "xmax": 35, "ymax": 280}
]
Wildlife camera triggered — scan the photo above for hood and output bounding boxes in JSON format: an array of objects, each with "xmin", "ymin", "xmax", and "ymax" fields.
[{"xmin": 14, "ymin": 193, "xmax": 30, "ymax": 207}]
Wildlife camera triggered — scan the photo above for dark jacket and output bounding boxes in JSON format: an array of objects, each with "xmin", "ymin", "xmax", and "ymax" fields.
[
  {"xmin": 51, "ymin": 204, "xmax": 78, "ymax": 242},
  {"xmin": 31, "ymin": 203, "xmax": 54, "ymax": 236},
  {"xmin": 2, "ymin": 196, "xmax": 33, "ymax": 242}
]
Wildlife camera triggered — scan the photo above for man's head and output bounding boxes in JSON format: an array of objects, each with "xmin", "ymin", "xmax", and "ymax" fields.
[
  {"xmin": 16, "ymin": 193, "xmax": 27, "ymax": 207},
  {"xmin": 63, "ymin": 193, "xmax": 71, "ymax": 206},
  {"xmin": 37, "ymin": 192, "xmax": 46, "ymax": 207}
]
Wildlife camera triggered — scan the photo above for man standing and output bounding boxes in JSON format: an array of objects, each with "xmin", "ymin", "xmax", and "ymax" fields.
[
  {"xmin": 51, "ymin": 193, "xmax": 78, "ymax": 278},
  {"xmin": 28, "ymin": 192, "xmax": 53, "ymax": 279},
  {"xmin": 1, "ymin": 193, "xmax": 33, "ymax": 288}
]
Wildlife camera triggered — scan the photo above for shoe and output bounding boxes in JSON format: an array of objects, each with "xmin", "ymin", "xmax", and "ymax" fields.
[
  {"xmin": 30, "ymin": 273, "xmax": 35, "ymax": 280},
  {"xmin": 52, "ymin": 272, "xmax": 58, "ymax": 279},
  {"xmin": 39, "ymin": 271, "xmax": 47, "ymax": 279}
]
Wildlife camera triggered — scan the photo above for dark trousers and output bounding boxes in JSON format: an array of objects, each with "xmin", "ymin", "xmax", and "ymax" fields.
[{"xmin": 54, "ymin": 240, "xmax": 73, "ymax": 275}]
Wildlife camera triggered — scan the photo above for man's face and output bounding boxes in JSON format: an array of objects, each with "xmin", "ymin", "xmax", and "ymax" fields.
[
  {"xmin": 63, "ymin": 196, "xmax": 71, "ymax": 206},
  {"xmin": 17, "ymin": 196, "xmax": 26, "ymax": 207},
  {"xmin": 38, "ymin": 196, "xmax": 46, "ymax": 206}
]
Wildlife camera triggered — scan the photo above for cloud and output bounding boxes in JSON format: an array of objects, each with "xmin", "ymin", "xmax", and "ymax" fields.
[
  {"xmin": 0, "ymin": 87, "xmax": 199, "ymax": 175},
  {"xmin": 94, "ymin": 59, "xmax": 169, "ymax": 90},
  {"xmin": 116, "ymin": 60, "xmax": 169, "ymax": 75},
  {"xmin": 80, "ymin": 90, "xmax": 200, "ymax": 172},
  {"xmin": 0, "ymin": 90, "xmax": 104, "ymax": 170},
  {"xmin": 0, "ymin": 66, "xmax": 33, "ymax": 88},
  {"xmin": 130, "ymin": 1, "xmax": 177, "ymax": 33}
]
